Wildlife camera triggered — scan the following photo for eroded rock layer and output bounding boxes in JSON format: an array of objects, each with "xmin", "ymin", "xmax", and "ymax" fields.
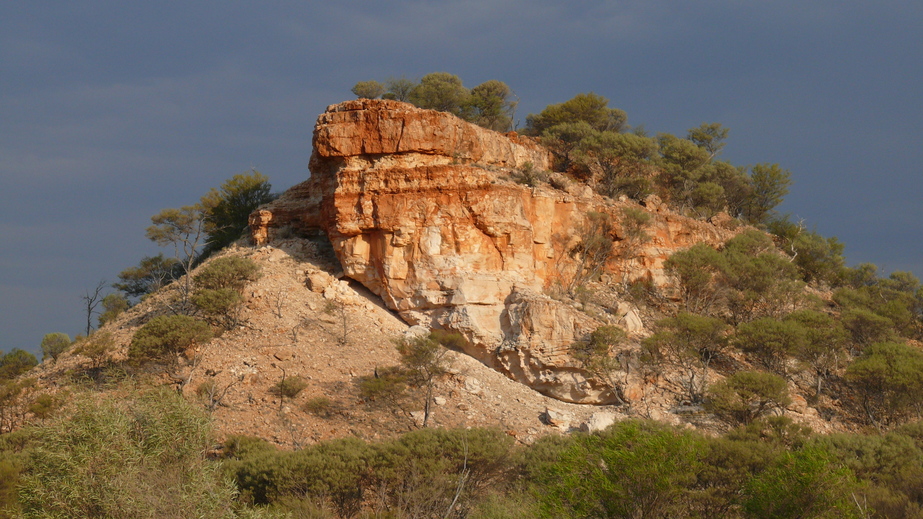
[{"xmin": 253, "ymin": 99, "xmax": 737, "ymax": 403}]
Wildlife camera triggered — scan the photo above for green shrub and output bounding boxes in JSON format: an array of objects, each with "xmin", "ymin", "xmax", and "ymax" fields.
[
  {"xmin": 129, "ymin": 314, "xmax": 213, "ymax": 363},
  {"xmin": 356, "ymin": 366, "xmax": 407, "ymax": 404},
  {"xmin": 846, "ymin": 341, "xmax": 923, "ymax": 427},
  {"xmin": 39, "ymin": 333, "xmax": 71, "ymax": 364},
  {"xmin": 706, "ymin": 371, "xmax": 791, "ymax": 424},
  {"xmin": 303, "ymin": 396, "xmax": 336, "ymax": 417},
  {"xmin": 17, "ymin": 390, "xmax": 246, "ymax": 518},
  {"xmin": 195, "ymin": 256, "xmax": 261, "ymax": 291},
  {"xmin": 0, "ymin": 349, "xmax": 38, "ymax": 380},
  {"xmin": 742, "ymin": 446, "xmax": 858, "ymax": 519},
  {"xmin": 533, "ymin": 419, "xmax": 704, "ymax": 519},
  {"xmin": 735, "ymin": 317, "xmax": 806, "ymax": 377},
  {"xmin": 271, "ymin": 376, "xmax": 308, "ymax": 399}
]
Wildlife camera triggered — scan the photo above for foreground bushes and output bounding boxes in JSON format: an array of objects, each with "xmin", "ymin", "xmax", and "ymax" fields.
[{"xmin": 7, "ymin": 405, "xmax": 923, "ymax": 518}]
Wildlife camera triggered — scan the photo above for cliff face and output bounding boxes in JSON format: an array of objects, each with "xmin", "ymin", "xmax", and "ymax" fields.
[{"xmin": 252, "ymin": 99, "xmax": 737, "ymax": 404}]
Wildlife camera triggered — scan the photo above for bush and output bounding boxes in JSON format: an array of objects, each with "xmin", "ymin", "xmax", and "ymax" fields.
[
  {"xmin": 0, "ymin": 349, "xmax": 38, "ymax": 380},
  {"xmin": 97, "ymin": 293, "xmax": 129, "ymax": 327},
  {"xmin": 357, "ymin": 366, "xmax": 407, "ymax": 404},
  {"xmin": 706, "ymin": 371, "xmax": 791, "ymax": 424},
  {"xmin": 533, "ymin": 420, "xmax": 703, "ymax": 519},
  {"xmin": 303, "ymin": 396, "xmax": 336, "ymax": 417},
  {"xmin": 17, "ymin": 390, "xmax": 250, "ymax": 518},
  {"xmin": 129, "ymin": 314, "xmax": 213, "ymax": 363},
  {"xmin": 271, "ymin": 376, "xmax": 308, "ymax": 399},
  {"xmin": 845, "ymin": 341, "xmax": 923, "ymax": 427},
  {"xmin": 195, "ymin": 256, "xmax": 261, "ymax": 291},
  {"xmin": 39, "ymin": 333, "xmax": 70, "ymax": 364},
  {"xmin": 735, "ymin": 317, "xmax": 807, "ymax": 377}
]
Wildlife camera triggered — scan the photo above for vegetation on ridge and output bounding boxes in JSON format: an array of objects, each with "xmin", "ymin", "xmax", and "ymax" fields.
[{"xmin": 3, "ymin": 76, "xmax": 923, "ymax": 517}]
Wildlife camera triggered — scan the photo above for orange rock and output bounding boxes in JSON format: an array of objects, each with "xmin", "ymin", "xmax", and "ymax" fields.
[{"xmin": 251, "ymin": 100, "xmax": 739, "ymax": 404}]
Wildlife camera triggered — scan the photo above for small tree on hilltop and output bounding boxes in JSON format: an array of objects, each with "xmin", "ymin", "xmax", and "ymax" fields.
[
  {"xmin": 98, "ymin": 293, "xmax": 129, "ymax": 327},
  {"xmin": 351, "ymin": 80, "xmax": 385, "ymax": 99},
  {"xmin": 114, "ymin": 253, "xmax": 181, "ymax": 300},
  {"xmin": 198, "ymin": 170, "xmax": 274, "ymax": 259},
  {"xmin": 146, "ymin": 205, "xmax": 207, "ymax": 311}
]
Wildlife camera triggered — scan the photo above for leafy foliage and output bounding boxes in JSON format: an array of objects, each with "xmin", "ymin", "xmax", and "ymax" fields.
[
  {"xmin": 39, "ymin": 333, "xmax": 70, "ymax": 364},
  {"xmin": 846, "ymin": 341, "xmax": 923, "ymax": 427},
  {"xmin": 0, "ymin": 349, "xmax": 38, "ymax": 380},
  {"xmin": 706, "ymin": 371, "xmax": 791, "ymax": 424},
  {"xmin": 350, "ymin": 80, "xmax": 385, "ymax": 99},
  {"xmin": 17, "ymin": 390, "xmax": 264, "ymax": 518},
  {"xmin": 643, "ymin": 312, "xmax": 729, "ymax": 403},
  {"xmin": 199, "ymin": 170, "xmax": 275, "ymax": 259},
  {"xmin": 129, "ymin": 314, "xmax": 213, "ymax": 363}
]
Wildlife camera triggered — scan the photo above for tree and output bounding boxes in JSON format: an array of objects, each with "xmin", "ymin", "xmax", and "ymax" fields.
[
  {"xmin": 80, "ymin": 280, "xmax": 106, "ymax": 336},
  {"xmin": 39, "ymin": 333, "xmax": 70, "ymax": 364},
  {"xmin": 744, "ymin": 163, "xmax": 792, "ymax": 225},
  {"xmin": 129, "ymin": 314, "xmax": 213, "ymax": 364},
  {"xmin": 114, "ymin": 253, "xmax": 181, "ymax": 300},
  {"xmin": 735, "ymin": 317, "xmax": 807, "ymax": 377},
  {"xmin": 706, "ymin": 371, "xmax": 791, "ymax": 424},
  {"xmin": 146, "ymin": 205, "xmax": 207, "ymax": 309},
  {"xmin": 687, "ymin": 122, "xmax": 729, "ymax": 160},
  {"xmin": 540, "ymin": 121, "xmax": 596, "ymax": 171},
  {"xmin": 0, "ymin": 349, "xmax": 37, "ymax": 380},
  {"xmin": 464, "ymin": 80, "xmax": 517, "ymax": 132},
  {"xmin": 784, "ymin": 310, "xmax": 848, "ymax": 396},
  {"xmin": 584, "ymin": 131, "xmax": 659, "ymax": 200},
  {"xmin": 199, "ymin": 170, "xmax": 275, "ymax": 259},
  {"xmin": 396, "ymin": 330, "xmax": 460, "ymax": 427},
  {"xmin": 572, "ymin": 325, "xmax": 629, "ymax": 405},
  {"xmin": 350, "ymin": 80, "xmax": 385, "ymax": 99},
  {"xmin": 525, "ymin": 92, "xmax": 627, "ymax": 135},
  {"xmin": 642, "ymin": 313, "xmax": 729, "ymax": 403},
  {"xmin": 408, "ymin": 72, "xmax": 469, "ymax": 116},
  {"xmin": 383, "ymin": 76, "xmax": 416, "ymax": 101},
  {"xmin": 664, "ymin": 243, "xmax": 727, "ymax": 315},
  {"xmin": 97, "ymin": 293, "xmax": 129, "ymax": 327},
  {"xmin": 846, "ymin": 341, "xmax": 923, "ymax": 428},
  {"xmin": 567, "ymin": 211, "xmax": 615, "ymax": 293}
]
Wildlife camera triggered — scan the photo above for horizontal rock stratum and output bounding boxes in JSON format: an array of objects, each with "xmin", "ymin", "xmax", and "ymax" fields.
[{"xmin": 251, "ymin": 99, "xmax": 737, "ymax": 404}]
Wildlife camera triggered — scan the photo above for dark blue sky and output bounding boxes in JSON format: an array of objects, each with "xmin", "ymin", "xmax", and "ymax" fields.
[{"xmin": 2, "ymin": 1, "xmax": 922, "ymax": 356}]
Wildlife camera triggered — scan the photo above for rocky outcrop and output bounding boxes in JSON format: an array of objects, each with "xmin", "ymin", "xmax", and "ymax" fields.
[{"xmin": 252, "ymin": 99, "xmax": 737, "ymax": 404}]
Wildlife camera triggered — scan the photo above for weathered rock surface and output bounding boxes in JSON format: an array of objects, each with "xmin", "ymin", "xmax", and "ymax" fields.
[{"xmin": 252, "ymin": 99, "xmax": 737, "ymax": 404}]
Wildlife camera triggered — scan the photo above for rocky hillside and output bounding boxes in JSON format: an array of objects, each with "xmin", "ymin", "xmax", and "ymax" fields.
[
  {"xmin": 9, "ymin": 100, "xmax": 858, "ymax": 450},
  {"xmin": 252, "ymin": 99, "xmax": 739, "ymax": 405}
]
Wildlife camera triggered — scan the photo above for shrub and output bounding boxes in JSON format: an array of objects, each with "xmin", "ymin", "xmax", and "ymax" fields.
[
  {"xmin": 194, "ymin": 256, "xmax": 261, "ymax": 291},
  {"xmin": 271, "ymin": 376, "xmax": 308, "ymax": 399},
  {"xmin": 73, "ymin": 331, "xmax": 114, "ymax": 370},
  {"xmin": 17, "ymin": 390, "xmax": 247, "ymax": 518},
  {"xmin": 534, "ymin": 420, "xmax": 704, "ymax": 519},
  {"xmin": 706, "ymin": 371, "xmax": 791, "ymax": 424},
  {"xmin": 39, "ymin": 333, "xmax": 70, "ymax": 364},
  {"xmin": 356, "ymin": 366, "xmax": 407, "ymax": 404},
  {"xmin": 129, "ymin": 314, "xmax": 213, "ymax": 363},
  {"xmin": 0, "ymin": 349, "xmax": 38, "ymax": 380},
  {"xmin": 303, "ymin": 396, "xmax": 336, "ymax": 417},
  {"xmin": 845, "ymin": 341, "xmax": 923, "ymax": 427}
]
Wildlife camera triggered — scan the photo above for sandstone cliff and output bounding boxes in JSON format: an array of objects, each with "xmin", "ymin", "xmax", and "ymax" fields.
[{"xmin": 252, "ymin": 99, "xmax": 738, "ymax": 404}]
